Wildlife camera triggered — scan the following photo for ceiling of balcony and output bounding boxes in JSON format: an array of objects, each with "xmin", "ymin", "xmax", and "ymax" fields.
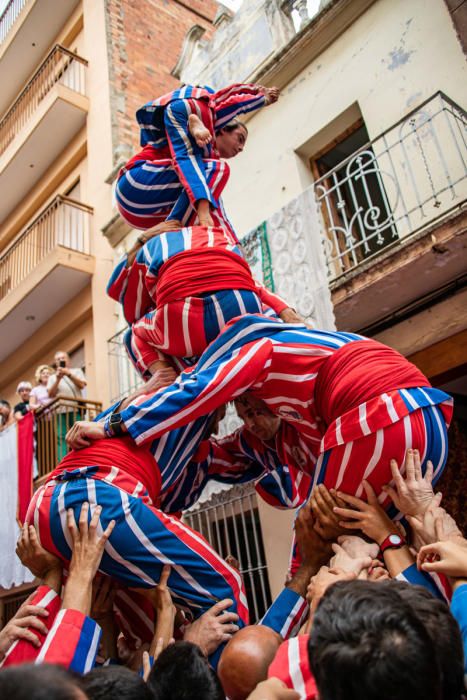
[
  {"xmin": 0, "ymin": 265, "xmax": 91, "ymax": 363},
  {"xmin": 0, "ymin": 90, "xmax": 87, "ymax": 225},
  {"xmin": 0, "ymin": 0, "xmax": 80, "ymax": 117}
]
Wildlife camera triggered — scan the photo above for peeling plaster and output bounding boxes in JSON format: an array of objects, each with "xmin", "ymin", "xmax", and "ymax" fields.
[{"xmin": 384, "ymin": 17, "xmax": 415, "ymax": 71}]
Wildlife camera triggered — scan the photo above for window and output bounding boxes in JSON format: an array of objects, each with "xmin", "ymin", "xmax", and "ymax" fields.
[{"xmin": 184, "ymin": 484, "xmax": 272, "ymax": 620}]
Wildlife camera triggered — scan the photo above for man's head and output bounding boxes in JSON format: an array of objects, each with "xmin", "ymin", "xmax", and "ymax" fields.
[
  {"xmin": 147, "ymin": 641, "xmax": 224, "ymax": 700},
  {"xmin": 308, "ymin": 580, "xmax": 442, "ymax": 700},
  {"xmin": 54, "ymin": 351, "xmax": 70, "ymax": 369},
  {"xmin": 216, "ymin": 120, "xmax": 248, "ymax": 158},
  {"xmin": 80, "ymin": 665, "xmax": 152, "ymax": 700},
  {"xmin": 0, "ymin": 664, "xmax": 88, "ymax": 700},
  {"xmin": 17, "ymin": 381, "xmax": 32, "ymax": 402},
  {"xmin": 217, "ymin": 625, "xmax": 283, "ymax": 700},
  {"xmin": 235, "ymin": 394, "xmax": 281, "ymax": 442},
  {"xmin": 386, "ymin": 581, "xmax": 464, "ymax": 700}
]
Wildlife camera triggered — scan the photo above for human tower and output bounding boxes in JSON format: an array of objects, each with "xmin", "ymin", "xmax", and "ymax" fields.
[{"xmin": 25, "ymin": 82, "xmax": 452, "ymax": 664}]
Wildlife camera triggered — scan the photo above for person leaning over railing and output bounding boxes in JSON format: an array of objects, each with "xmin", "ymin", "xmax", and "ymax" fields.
[{"xmin": 47, "ymin": 350, "xmax": 86, "ymax": 460}]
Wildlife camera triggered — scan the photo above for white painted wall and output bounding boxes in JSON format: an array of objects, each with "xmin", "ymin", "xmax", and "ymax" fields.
[{"xmin": 223, "ymin": 0, "xmax": 467, "ymax": 236}]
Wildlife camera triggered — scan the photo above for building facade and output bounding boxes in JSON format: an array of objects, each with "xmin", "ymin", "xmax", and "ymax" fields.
[{"xmin": 0, "ymin": 0, "xmax": 466, "ymax": 613}]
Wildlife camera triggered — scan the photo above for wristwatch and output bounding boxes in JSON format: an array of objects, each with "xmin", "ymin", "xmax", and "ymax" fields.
[
  {"xmin": 379, "ymin": 533, "xmax": 406, "ymax": 553},
  {"xmin": 104, "ymin": 412, "xmax": 125, "ymax": 438}
]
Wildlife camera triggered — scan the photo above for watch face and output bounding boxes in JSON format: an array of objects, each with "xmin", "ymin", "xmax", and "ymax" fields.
[{"xmin": 389, "ymin": 534, "xmax": 402, "ymax": 545}]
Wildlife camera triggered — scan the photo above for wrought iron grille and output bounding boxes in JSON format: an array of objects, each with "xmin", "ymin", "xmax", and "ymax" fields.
[
  {"xmin": 183, "ymin": 483, "xmax": 272, "ymax": 621},
  {"xmin": 315, "ymin": 92, "xmax": 467, "ymax": 279}
]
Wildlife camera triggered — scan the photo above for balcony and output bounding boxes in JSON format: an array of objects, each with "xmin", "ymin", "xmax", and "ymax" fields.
[
  {"xmin": 0, "ymin": 44, "xmax": 88, "ymax": 224},
  {"xmin": 0, "ymin": 195, "xmax": 94, "ymax": 362},
  {"xmin": 0, "ymin": 0, "xmax": 80, "ymax": 115},
  {"xmin": 35, "ymin": 397, "xmax": 103, "ymax": 483},
  {"xmin": 316, "ymin": 92, "xmax": 467, "ymax": 281},
  {"xmin": 314, "ymin": 92, "xmax": 467, "ymax": 331}
]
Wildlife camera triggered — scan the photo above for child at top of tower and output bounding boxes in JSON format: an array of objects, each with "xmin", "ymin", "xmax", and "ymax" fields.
[{"xmin": 115, "ymin": 83, "xmax": 280, "ymax": 236}]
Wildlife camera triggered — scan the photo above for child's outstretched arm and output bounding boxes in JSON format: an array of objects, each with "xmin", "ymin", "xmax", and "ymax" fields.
[{"xmin": 212, "ymin": 84, "xmax": 280, "ymax": 131}]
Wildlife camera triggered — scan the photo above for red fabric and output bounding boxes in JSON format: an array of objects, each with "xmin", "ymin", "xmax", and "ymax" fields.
[
  {"xmin": 156, "ymin": 248, "xmax": 258, "ymax": 306},
  {"xmin": 268, "ymin": 634, "xmax": 317, "ymax": 699},
  {"xmin": 315, "ymin": 339, "xmax": 430, "ymax": 427},
  {"xmin": 17, "ymin": 411, "xmax": 34, "ymax": 524},
  {"xmin": 47, "ymin": 437, "xmax": 161, "ymax": 504},
  {"xmin": 1, "ymin": 585, "xmax": 61, "ymax": 667},
  {"xmin": 120, "ymin": 144, "xmax": 171, "ymax": 175}
]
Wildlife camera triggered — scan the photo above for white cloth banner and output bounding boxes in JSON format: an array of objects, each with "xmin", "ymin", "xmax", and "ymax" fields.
[{"xmin": 0, "ymin": 424, "xmax": 35, "ymax": 588}]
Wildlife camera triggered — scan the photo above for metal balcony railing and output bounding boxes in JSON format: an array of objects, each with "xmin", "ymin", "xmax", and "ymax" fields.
[
  {"xmin": 315, "ymin": 92, "xmax": 467, "ymax": 279},
  {"xmin": 35, "ymin": 397, "xmax": 102, "ymax": 482},
  {"xmin": 0, "ymin": 195, "xmax": 93, "ymax": 302},
  {"xmin": 0, "ymin": 44, "xmax": 87, "ymax": 155},
  {"xmin": 0, "ymin": 0, "xmax": 27, "ymax": 44}
]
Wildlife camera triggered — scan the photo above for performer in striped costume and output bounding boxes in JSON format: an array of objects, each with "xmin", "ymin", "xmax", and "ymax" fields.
[
  {"xmin": 107, "ymin": 225, "xmax": 292, "ymax": 376},
  {"xmin": 116, "ymin": 83, "xmax": 279, "ymax": 233},
  {"xmin": 70, "ymin": 314, "xmax": 451, "ymax": 511},
  {"xmin": 26, "ymin": 438, "xmax": 249, "ymax": 634}
]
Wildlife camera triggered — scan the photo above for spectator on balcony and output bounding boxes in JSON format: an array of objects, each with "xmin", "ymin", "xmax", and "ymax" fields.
[
  {"xmin": 47, "ymin": 351, "xmax": 87, "ymax": 460},
  {"xmin": 14, "ymin": 382, "xmax": 32, "ymax": 420},
  {"xmin": 29, "ymin": 366, "xmax": 53, "ymax": 412},
  {"xmin": 0, "ymin": 400, "xmax": 14, "ymax": 433}
]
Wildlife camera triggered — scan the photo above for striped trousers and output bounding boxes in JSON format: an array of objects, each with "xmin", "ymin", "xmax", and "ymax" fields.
[
  {"xmin": 115, "ymin": 158, "xmax": 234, "ymax": 235},
  {"xmin": 289, "ymin": 402, "xmax": 449, "ymax": 576},
  {"xmin": 27, "ymin": 468, "xmax": 249, "ymax": 627},
  {"xmin": 128, "ymin": 289, "xmax": 264, "ymax": 376}
]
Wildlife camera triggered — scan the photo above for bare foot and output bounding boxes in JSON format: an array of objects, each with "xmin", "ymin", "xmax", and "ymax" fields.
[{"xmin": 188, "ymin": 113, "xmax": 212, "ymax": 147}]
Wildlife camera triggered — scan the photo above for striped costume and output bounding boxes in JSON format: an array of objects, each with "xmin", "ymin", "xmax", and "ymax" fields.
[
  {"xmin": 27, "ymin": 414, "xmax": 250, "ymax": 631},
  {"xmin": 111, "ymin": 315, "xmax": 452, "ymax": 512},
  {"xmin": 0, "ymin": 585, "xmax": 101, "ymax": 674},
  {"xmin": 25, "ymin": 420, "xmax": 313, "ymax": 662},
  {"xmin": 107, "ymin": 225, "xmax": 287, "ymax": 375},
  {"xmin": 116, "ymin": 84, "xmax": 267, "ymax": 232}
]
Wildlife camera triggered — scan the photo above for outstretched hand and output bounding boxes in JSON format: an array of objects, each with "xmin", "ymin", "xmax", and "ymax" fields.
[
  {"xmin": 16, "ymin": 522, "xmax": 61, "ymax": 581},
  {"xmin": 417, "ymin": 538, "xmax": 467, "ymax": 578},
  {"xmin": 408, "ymin": 502, "xmax": 462, "ymax": 548},
  {"xmin": 184, "ymin": 598, "xmax": 240, "ymax": 656},
  {"xmin": 333, "ymin": 481, "xmax": 399, "ymax": 546},
  {"xmin": 67, "ymin": 502, "xmax": 115, "ymax": 580},
  {"xmin": 382, "ymin": 449, "xmax": 435, "ymax": 517},
  {"xmin": 0, "ymin": 594, "xmax": 50, "ymax": 661}
]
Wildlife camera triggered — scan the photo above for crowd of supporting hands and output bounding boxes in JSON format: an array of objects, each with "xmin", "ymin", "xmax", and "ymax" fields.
[{"xmin": 0, "ymin": 448, "xmax": 466, "ymax": 700}]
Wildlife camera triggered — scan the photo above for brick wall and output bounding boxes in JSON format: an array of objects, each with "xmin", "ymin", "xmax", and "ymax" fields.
[{"xmin": 104, "ymin": 0, "xmax": 219, "ymax": 172}]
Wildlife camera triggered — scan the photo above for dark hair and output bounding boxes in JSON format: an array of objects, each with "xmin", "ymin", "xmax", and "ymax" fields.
[
  {"xmin": 0, "ymin": 399, "xmax": 10, "ymax": 409},
  {"xmin": 216, "ymin": 119, "xmax": 248, "ymax": 136},
  {"xmin": 308, "ymin": 580, "xmax": 442, "ymax": 700},
  {"xmin": 386, "ymin": 581, "xmax": 465, "ymax": 700},
  {"xmin": 0, "ymin": 664, "xmax": 84, "ymax": 700},
  {"xmin": 147, "ymin": 641, "xmax": 224, "ymax": 700},
  {"xmin": 80, "ymin": 665, "xmax": 152, "ymax": 700}
]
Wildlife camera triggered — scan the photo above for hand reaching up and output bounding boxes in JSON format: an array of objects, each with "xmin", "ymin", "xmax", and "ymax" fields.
[
  {"xmin": 382, "ymin": 449, "xmax": 435, "ymax": 517},
  {"xmin": 0, "ymin": 594, "xmax": 50, "ymax": 661},
  {"xmin": 333, "ymin": 481, "xmax": 399, "ymax": 546},
  {"xmin": 337, "ymin": 535, "xmax": 379, "ymax": 561},
  {"xmin": 16, "ymin": 522, "xmax": 62, "ymax": 591},
  {"xmin": 184, "ymin": 598, "xmax": 240, "ymax": 656},
  {"xmin": 329, "ymin": 543, "xmax": 372, "ymax": 577},
  {"xmin": 309, "ymin": 484, "xmax": 349, "ymax": 541},
  {"xmin": 417, "ymin": 538, "xmax": 467, "ymax": 578},
  {"xmin": 408, "ymin": 504, "xmax": 463, "ymax": 549}
]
